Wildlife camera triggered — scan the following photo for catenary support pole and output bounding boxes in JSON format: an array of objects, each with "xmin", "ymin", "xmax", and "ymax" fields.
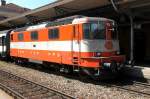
[
  {"xmin": 129, "ymin": 15, "xmax": 134, "ymax": 65},
  {"xmin": 110, "ymin": 0, "xmax": 134, "ymax": 65}
]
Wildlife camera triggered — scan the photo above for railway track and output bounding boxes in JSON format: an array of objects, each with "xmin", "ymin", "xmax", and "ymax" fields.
[
  {"xmin": 107, "ymin": 79, "xmax": 150, "ymax": 98},
  {"xmin": 0, "ymin": 70, "xmax": 75, "ymax": 99},
  {"xmin": 0, "ymin": 61, "xmax": 150, "ymax": 98}
]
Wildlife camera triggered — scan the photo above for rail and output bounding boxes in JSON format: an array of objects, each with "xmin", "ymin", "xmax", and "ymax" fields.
[{"xmin": 0, "ymin": 70, "xmax": 75, "ymax": 99}]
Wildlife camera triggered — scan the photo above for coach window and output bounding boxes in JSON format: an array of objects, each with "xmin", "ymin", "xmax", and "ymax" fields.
[
  {"xmin": 18, "ymin": 33, "xmax": 24, "ymax": 41},
  {"xmin": 31, "ymin": 31, "xmax": 38, "ymax": 40},
  {"xmin": 48, "ymin": 28, "xmax": 59, "ymax": 39}
]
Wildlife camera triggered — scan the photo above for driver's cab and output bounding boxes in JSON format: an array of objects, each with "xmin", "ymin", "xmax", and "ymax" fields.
[{"xmin": 73, "ymin": 17, "xmax": 119, "ymax": 58}]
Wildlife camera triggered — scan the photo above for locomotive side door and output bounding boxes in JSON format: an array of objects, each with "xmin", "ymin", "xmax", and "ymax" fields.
[{"xmin": 71, "ymin": 24, "xmax": 81, "ymax": 65}]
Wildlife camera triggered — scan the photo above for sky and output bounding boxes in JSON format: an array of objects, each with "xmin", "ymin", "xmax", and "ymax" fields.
[{"xmin": 6, "ymin": 0, "xmax": 56, "ymax": 9}]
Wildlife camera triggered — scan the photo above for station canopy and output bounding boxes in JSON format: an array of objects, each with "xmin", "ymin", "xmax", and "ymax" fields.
[{"xmin": 0, "ymin": 0, "xmax": 150, "ymax": 30}]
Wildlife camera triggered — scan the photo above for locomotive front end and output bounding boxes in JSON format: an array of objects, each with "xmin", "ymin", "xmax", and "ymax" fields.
[{"xmin": 79, "ymin": 17, "xmax": 125, "ymax": 77}]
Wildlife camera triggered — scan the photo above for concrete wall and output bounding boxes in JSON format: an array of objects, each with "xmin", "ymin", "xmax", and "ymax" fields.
[
  {"xmin": 118, "ymin": 24, "xmax": 150, "ymax": 62},
  {"xmin": 118, "ymin": 26, "xmax": 130, "ymax": 60},
  {"xmin": 142, "ymin": 24, "xmax": 150, "ymax": 60}
]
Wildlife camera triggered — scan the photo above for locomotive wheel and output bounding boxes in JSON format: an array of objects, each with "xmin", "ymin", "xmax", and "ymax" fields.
[
  {"xmin": 78, "ymin": 68, "xmax": 89, "ymax": 80},
  {"xmin": 79, "ymin": 68, "xmax": 100, "ymax": 81}
]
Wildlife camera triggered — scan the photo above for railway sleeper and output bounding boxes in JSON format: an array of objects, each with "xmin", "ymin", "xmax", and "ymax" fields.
[
  {"xmin": 20, "ymin": 87, "xmax": 42, "ymax": 94},
  {"xmin": 41, "ymin": 93, "xmax": 58, "ymax": 99},
  {"xmin": 16, "ymin": 86, "xmax": 38, "ymax": 93},
  {"xmin": 28, "ymin": 92, "xmax": 56, "ymax": 99},
  {"xmin": 24, "ymin": 89, "xmax": 49, "ymax": 98}
]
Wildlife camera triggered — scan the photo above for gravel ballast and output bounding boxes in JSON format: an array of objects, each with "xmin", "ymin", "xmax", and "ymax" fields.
[{"xmin": 0, "ymin": 61, "xmax": 149, "ymax": 99}]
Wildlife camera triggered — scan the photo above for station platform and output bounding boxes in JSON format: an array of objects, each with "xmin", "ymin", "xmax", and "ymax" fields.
[{"xmin": 122, "ymin": 65, "xmax": 150, "ymax": 79}]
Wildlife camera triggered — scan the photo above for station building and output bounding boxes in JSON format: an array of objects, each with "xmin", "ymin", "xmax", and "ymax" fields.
[{"xmin": 0, "ymin": 0, "xmax": 30, "ymax": 21}]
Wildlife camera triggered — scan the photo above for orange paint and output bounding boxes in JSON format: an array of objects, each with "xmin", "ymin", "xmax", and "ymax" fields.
[{"xmin": 10, "ymin": 19, "xmax": 125, "ymax": 69}]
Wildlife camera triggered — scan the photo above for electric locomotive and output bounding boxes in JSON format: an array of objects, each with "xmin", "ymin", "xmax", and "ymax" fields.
[{"xmin": 0, "ymin": 15, "xmax": 125, "ymax": 78}]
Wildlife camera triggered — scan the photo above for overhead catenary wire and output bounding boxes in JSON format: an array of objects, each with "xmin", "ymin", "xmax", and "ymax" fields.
[{"xmin": 110, "ymin": 0, "xmax": 120, "ymax": 13}]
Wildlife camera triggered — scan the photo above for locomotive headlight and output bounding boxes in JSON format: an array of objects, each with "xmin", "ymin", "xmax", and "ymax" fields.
[
  {"xmin": 94, "ymin": 52, "xmax": 101, "ymax": 57},
  {"xmin": 97, "ymin": 53, "xmax": 101, "ymax": 56},
  {"xmin": 117, "ymin": 51, "xmax": 120, "ymax": 55},
  {"xmin": 97, "ymin": 52, "xmax": 101, "ymax": 56},
  {"xmin": 103, "ymin": 63, "xmax": 111, "ymax": 68}
]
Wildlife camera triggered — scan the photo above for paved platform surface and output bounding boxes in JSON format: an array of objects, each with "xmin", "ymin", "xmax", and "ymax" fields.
[
  {"xmin": 123, "ymin": 65, "xmax": 150, "ymax": 79},
  {"xmin": 0, "ymin": 89, "xmax": 13, "ymax": 99}
]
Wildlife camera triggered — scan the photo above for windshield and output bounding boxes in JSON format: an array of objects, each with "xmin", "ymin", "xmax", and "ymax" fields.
[{"xmin": 83, "ymin": 21, "xmax": 106, "ymax": 39}]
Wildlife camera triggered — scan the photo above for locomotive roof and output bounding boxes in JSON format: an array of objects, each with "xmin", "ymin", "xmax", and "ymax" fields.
[
  {"xmin": 72, "ymin": 17, "xmax": 114, "ymax": 24},
  {"xmin": 13, "ymin": 16, "xmax": 114, "ymax": 32}
]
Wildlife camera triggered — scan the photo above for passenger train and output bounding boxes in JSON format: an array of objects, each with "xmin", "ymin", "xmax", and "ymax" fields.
[{"xmin": 0, "ymin": 15, "xmax": 125, "ymax": 78}]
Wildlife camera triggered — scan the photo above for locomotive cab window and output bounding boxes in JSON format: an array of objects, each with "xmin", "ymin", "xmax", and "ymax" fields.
[
  {"xmin": 83, "ymin": 21, "xmax": 106, "ymax": 39},
  {"xmin": 18, "ymin": 33, "xmax": 24, "ymax": 41},
  {"xmin": 48, "ymin": 28, "xmax": 59, "ymax": 39},
  {"xmin": 31, "ymin": 31, "xmax": 38, "ymax": 40}
]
